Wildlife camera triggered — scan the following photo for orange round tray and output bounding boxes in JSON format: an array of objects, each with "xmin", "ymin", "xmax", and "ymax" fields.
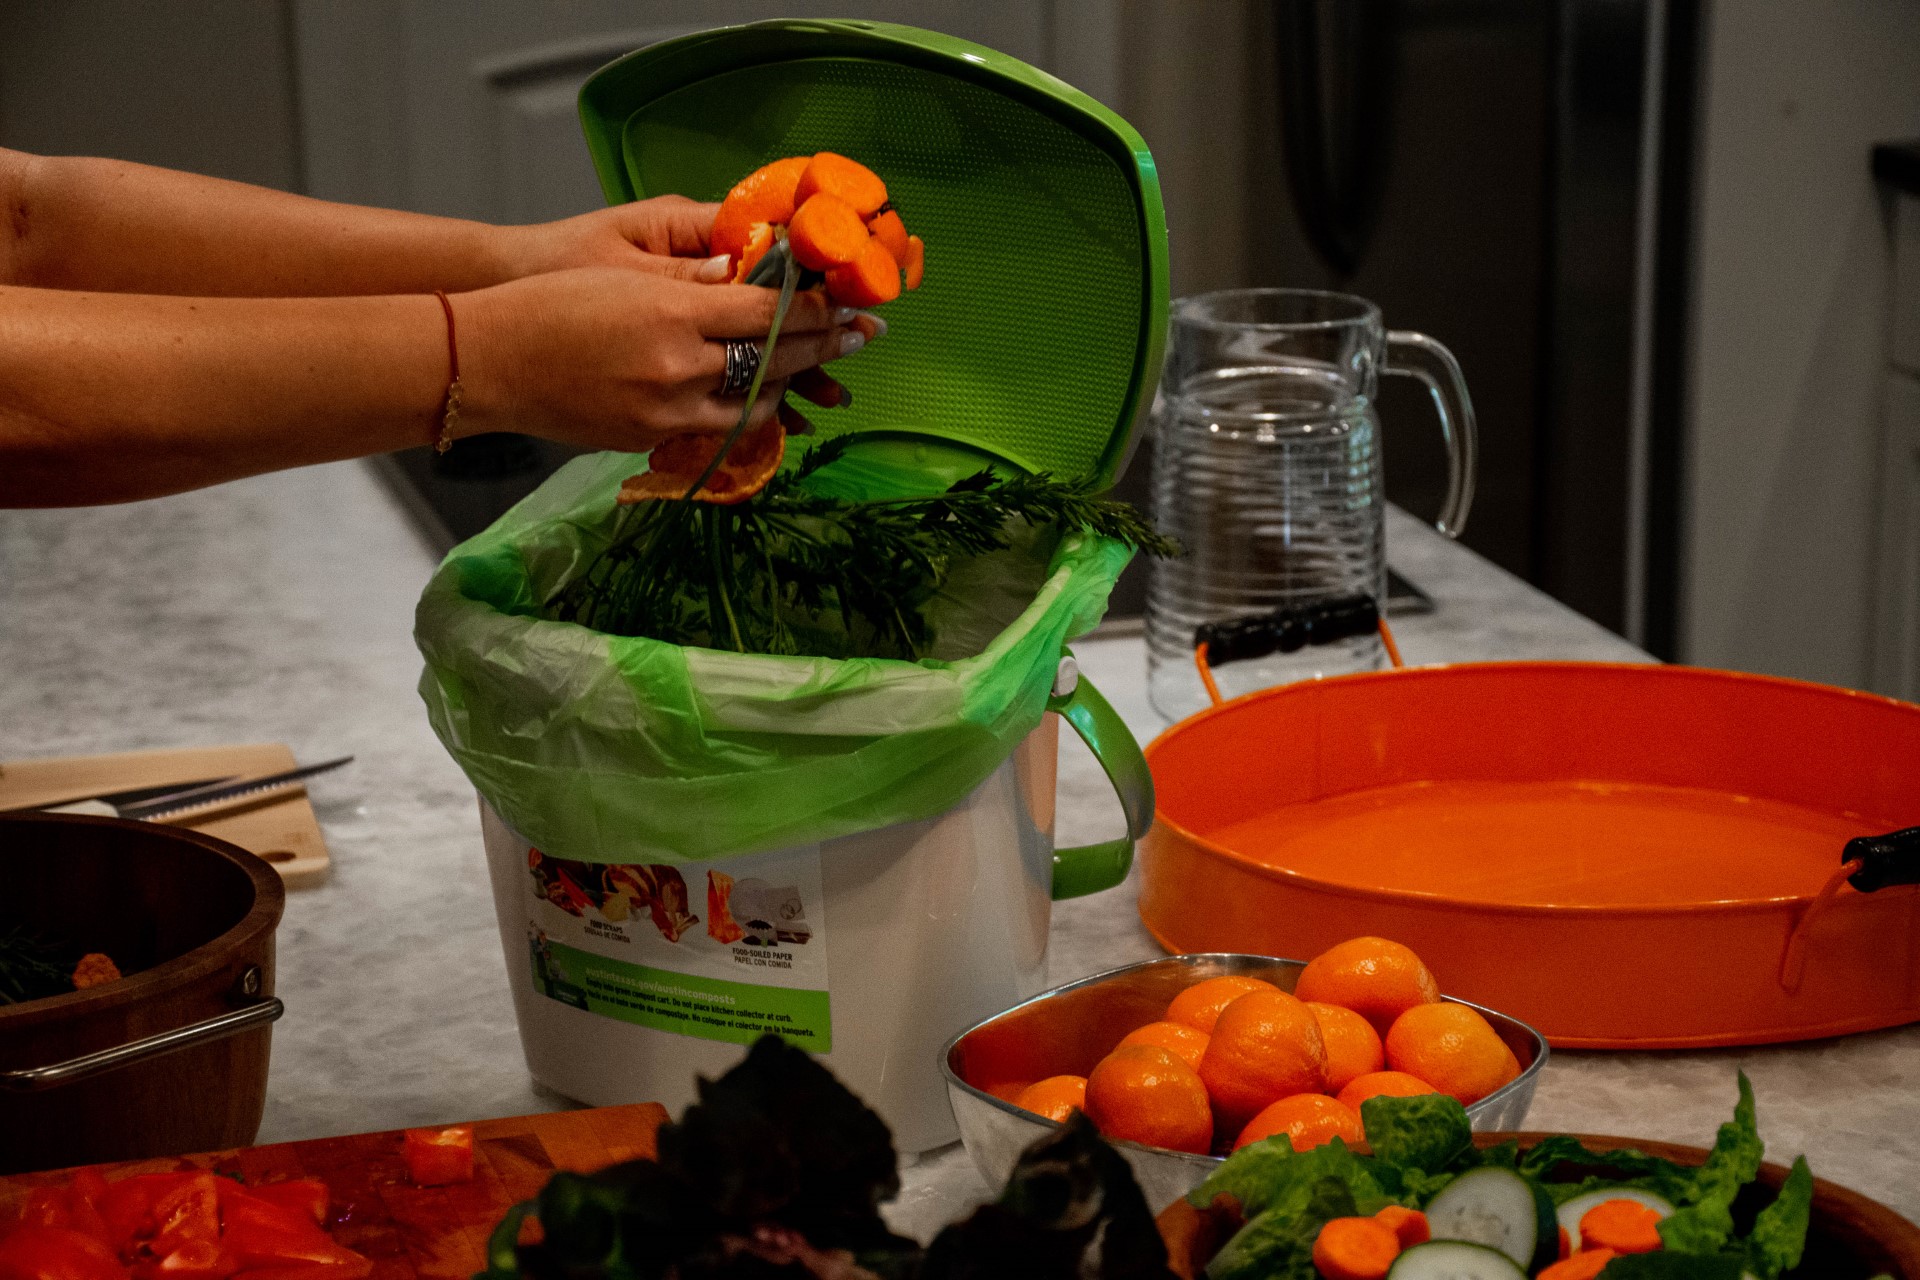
[{"xmin": 1139, "ymin": 662, "xmax": 1920, "ymax": 1049}]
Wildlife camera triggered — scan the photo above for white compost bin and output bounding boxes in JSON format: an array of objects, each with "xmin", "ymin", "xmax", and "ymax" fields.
[{"xmin": 425, "ymin": 18, "xmax": 1170, "ymax": 1154}]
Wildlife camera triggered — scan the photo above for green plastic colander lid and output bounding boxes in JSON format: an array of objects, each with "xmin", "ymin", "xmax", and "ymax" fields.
[{"xmin": 578, "ymin": 19, "xmax": 1168, "ymax": 492}]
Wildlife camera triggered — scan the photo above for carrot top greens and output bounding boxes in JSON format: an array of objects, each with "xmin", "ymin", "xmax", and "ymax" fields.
[{"xmin": 549, "ymin": 432, "xmax": 1176, "ymax": 659}]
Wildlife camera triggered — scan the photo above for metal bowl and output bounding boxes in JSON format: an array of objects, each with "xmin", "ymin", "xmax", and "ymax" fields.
[{"xmin": 941, "ymin": 953, "xmax": 1548, "ymax": 1211}]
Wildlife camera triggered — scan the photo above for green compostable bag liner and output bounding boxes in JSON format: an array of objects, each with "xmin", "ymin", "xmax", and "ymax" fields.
[{"xmin": 415, "ymin": 451, "xmax": 1131, "ymax": 864}]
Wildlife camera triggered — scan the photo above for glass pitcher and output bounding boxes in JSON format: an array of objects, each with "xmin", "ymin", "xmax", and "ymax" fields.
[{"xmin": 1145, "ymin": 288, "xmax": 1476, "ymax": 720}]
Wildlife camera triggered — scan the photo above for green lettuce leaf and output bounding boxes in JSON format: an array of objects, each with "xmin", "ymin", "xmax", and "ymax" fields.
[
  {"xmin": 1520, "ymin": 1136, "xmax": 1698, "ymax": 1206},
  {"xmin": 1360, "ymin": 1093, "xmax": 1473, "ymax": 1173},
  {"xmin": 1189, "ymin": 1136, "xmax": 1386, "ymax": 1218},
  {"xmin": 1658, "ymin": 1072, "xmax": 1765, "ymax": 1254},
  {"xmin": 1745, "ymin": 1155, "xmax": 1814, "ymax": 1280},
  {"xmin": 1196, "ymin": 1143, "xmax": 1393, "ymax": 1280}
]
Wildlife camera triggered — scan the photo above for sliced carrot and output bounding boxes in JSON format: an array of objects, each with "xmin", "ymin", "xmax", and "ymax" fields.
[
  {"xmin": 1372, "ymin": 1205, "xmax": 1429, "ymax": 1249},
  {"xmin": 731, "ymin": 222, "xmax": 775, "ymax": 283},
  {"xmin": 1538, "ymin": 1248, "xmax": 1618, "ymax": 1280},
  {"xmin": 824, "ymin": 237, "xmax": 901, "ymax": 308},
  {"xmin": 1558, "ymin": 1224, "xmax": 1572, "ymax": 1260},
  {"xmin": 1578, "ymin": 1199, "xmax": 1664, "ymax": 1254},
  {"xmin": 787, "ymin": 193, "xmax": 871, "ymax": 271},
  {"xmin": 711, "ymin": 156, "xmax": 810, "ymax": 262},
  {"xmin": 867, "ymin": 209, "xmax": 910, "ymax": 265},
  {"xmin": 1310, "ymin": 1217, "xmax": 1401, "ymax": 1280},
  {"xmin": 903, "ymin": 234, "xmax": 925, "ymax": 290},
  {"xmin": 793, "ymin": 151, "xmax": 888, "ymax": 217}
]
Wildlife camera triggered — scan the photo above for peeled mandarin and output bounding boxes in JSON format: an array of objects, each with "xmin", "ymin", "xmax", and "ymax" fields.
[
  {"xmin": 1165, "ymin": 975, "xmax": 1280, "ymax": 1034},
  {"xmin": 1011, "ymin": 1075, "xmax": 1087, "ymax": 1123},
  {"xmin": 1294, "ymin": 936, "xmax": 1441, "ymax": 1037},
  {"xmin": 1384, "ymin": 1003, "xmax": 1515, "ymax": 1105},
  {"xmin": 1306, "ymin": 1001, "xmax": 1386, "ymax": 1094},
  {"xmin": 1118, "ymin": 1021, "xmax": 1211, "ymax": 1071},
  {"xmin": 1234, "ymin": 1093, "xmax": 1363, "ymax": 1152},
  {"xmin": 1197, "ymin": 989, "xmax": 1328, "ymax": 1125},
  {"xmin": 1336, "ymin": 1070, "xmax": 1440, "ymax": 1110},
  {"xmin": 1084, "ymin": 1044, "xmax": 1213, "ymax": 1155}
]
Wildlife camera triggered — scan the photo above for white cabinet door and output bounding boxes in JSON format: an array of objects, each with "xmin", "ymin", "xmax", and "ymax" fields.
[{"xmin": 292, "ymin": 1, "xmax": 1113, "ymax": 222}]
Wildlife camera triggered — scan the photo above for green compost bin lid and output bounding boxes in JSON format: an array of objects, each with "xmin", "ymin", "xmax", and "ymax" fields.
[{"xmin": 577, "ymin": 19, "xmax": 1169, "ymax": 493}]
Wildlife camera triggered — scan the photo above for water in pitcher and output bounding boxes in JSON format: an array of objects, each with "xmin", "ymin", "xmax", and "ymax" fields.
[{"xmin": 1146, "ymin": 365, "xmax": 1387, "ymax": 721}]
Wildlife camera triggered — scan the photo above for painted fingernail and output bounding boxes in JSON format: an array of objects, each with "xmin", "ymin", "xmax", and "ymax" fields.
[
  {"xmin": 858, "ymin": 311, "xmax": 889, "ymax": 339},
  {"xmin": 696, "ymin": 254, "xmax": 731, "ymax": 282},
  {"xmin": 839, "ymin": 330, "xmax": 866, "ymax": 356},
  {"xmin": 830, "ymin": 306, "xmax": 858, "ymax": 325},
  {"xmin": 839, "ymin": 385, "xmax": 854, "ymax": 407}
]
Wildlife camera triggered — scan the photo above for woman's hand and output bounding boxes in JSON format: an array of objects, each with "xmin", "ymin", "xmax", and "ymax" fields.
[
  {"xmin": 492, "ymin": 196, "xmax": 733, "ymax": 285},
  {"xmin": 456, "ymin": 266, "xmax": 879, "ymax": 452}
]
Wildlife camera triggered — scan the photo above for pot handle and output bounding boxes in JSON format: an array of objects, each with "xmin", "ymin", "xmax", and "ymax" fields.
[
  {"xmin": 0, "ymin": 993, "xmax": 283, "ymax": 1092},
  {"xmin": 1047, "ymin": 657, "xmax": 1155, "ymax": 900}
]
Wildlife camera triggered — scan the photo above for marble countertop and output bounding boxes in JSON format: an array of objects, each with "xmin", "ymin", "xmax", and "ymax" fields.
[{"xmin": 3, "ymin": 460, "xmax": 1916, "ymax": 1238}]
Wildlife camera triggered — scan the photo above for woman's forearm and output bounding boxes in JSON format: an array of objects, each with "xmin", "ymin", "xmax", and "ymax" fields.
[
  {"xmin": 0, "ymin": 150, "xmax": 518, "ymax": 297},
  {"xmin": 0, "ymin": 285, "xmax": 450, "ymax": 505}
]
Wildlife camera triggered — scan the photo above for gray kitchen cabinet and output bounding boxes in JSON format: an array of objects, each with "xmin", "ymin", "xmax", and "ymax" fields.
[
  {"xmin": 291, "ymin": 2, "xmax": 1118, "ymax": 222},
  {"xmin": 1873, "ymin": 184, "xmax": 1920, "ymax": 700}
]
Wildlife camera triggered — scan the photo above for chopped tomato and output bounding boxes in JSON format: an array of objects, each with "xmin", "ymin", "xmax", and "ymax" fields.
[
  {"xmin": 216, "ymin": 1191, "xmax": 361, "ymax": 1278},
  {"xmin": 148, "ymin": 1177, "xmax": 220, "ymax": 1255},
  {"xmin": 142, "ymin": 1241, "xmax": 235, "ymax": 1280},
  {"xmin": 401, "ymin": 1126, "xmax": 473, "ymax": 1187},
  {"xmin": 225, "ymin": 1266, "xmax": 369, "ymax": 1280},
  {"xmin": 99, "ymin": 1176, "xmax": 198, "ymax": 1253},
  {"xmin": 62, "ymin": 1175, "xmax": 114, "ymax": 1251},
  {"xmin": 0, "ymin": 1226, "xmax": 127, "ymax": 1280},
  {"xmin": 238, "ymin": 1185, "xmax": 327, "ymax": 1230},
  {"xmin": 17, "ymin": 1191, "xmax": 71, "ymax": 1231}
]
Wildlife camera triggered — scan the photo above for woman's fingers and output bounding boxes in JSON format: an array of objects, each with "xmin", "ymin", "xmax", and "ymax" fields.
[
  {"xmin": 628, "ymin": 252, "xmax": 733, "ymax": 283},
  {"xmin": 779, "ymin": 398, "xmax": 816, "ymax": 436},
  {"xmin": 617, "ymin": 194, "xmax": 720, "ymax": 257},
  {"xmin": 687, "ymin": 313, "xmax": 883, "ymax": 390},
  {"xmin": 694, "ymin": 285, "xmax": 852, "ymax": 338},
  {"xmin": 677, "ymin": 378, "xmax": 792, "ymax": 433},
  {"xmin": 790, "ymin": 366, "xmax": 849, "ymax": 409}
]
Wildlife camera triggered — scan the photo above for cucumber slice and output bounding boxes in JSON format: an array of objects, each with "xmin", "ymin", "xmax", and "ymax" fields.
[
  {"xmin": 1423, "ymin": 1167, "xmax": 1556, "ymax": 1271},
  {"xmin": 1385, "ymin": 1240, "xmax": 1528, "ymax": 1279},
  {"xmin": 1556, "ymin": 1187, "xmax": 1676, "ymax": 1252}
]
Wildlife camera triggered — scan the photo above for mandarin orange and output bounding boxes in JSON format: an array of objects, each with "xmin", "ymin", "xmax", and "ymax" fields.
[
  {"xmin": 1335, "ymin": 1070, "xmax": 1439, "ymax": 1110},
  {"xmin": 1197, "ymin": 990, "xmax": 1328, "ymax": 1126},
  {"xmin": 1118, "ymin": 1020, "xmax": 1211, "ymax": 1071},
  {"xmin": 1165, "ymin": 975, "xmax": 1279, "ymax": 1034},
  {"xmin": 1233, "ymin": 1092, "xmax": 1364, "ymax": 1152},
  {"xmin": 1084, "ymin": 1044, "xmax": 1213, "ymax": 1154},
  {"xmin": 1384, "ymin": 1003, "xmax": 1518, "ymax": 1105},
  {"xmin": 1294, "ymin": 936, "xmax": 1441, "ymax": 1036},
  {"xmin": 1011, "ymin": 1075, "xmax": 1087, "ymax": 1123},
  {"xmin": 1306, "ymin": 1001, "xmax": 1386, "ymax": 1094}
]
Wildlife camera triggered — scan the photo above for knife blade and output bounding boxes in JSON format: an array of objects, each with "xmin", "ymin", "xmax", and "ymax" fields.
[
  {"xmin": 119, "ymin": 756, "xmax": 354, "ymax": 821},
  {"xmin": 3, "ymin": 776, "xmax": 239, "ymax": 816}
]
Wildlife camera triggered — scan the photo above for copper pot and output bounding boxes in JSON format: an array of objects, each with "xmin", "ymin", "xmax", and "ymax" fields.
[{"xmin": 0, "ymin": 814, "xmax": 284, "ymax": 1174}]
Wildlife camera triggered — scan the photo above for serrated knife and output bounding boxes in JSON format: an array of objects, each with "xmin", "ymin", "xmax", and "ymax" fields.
[{"xmin": 111, "ymin": 756, "xmax": 355, "ymax": 821}]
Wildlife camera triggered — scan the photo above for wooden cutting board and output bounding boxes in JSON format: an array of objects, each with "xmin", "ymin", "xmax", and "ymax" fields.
[
  {"xmin": 0, "ymin": 1103, "xmax": 670, "ymax": 1280},
  {"xmin": 0, "ymin": 744, "xmax": 332, "ymax": 888}
]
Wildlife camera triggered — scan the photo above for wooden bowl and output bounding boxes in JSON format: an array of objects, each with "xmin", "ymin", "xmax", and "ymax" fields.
[
  {"xmin": 0, "ymin": 814, "xmax": 284, "ymax": 1174},
  {"xmin": 1167, "ymin": 1132, "xmax": 1920, "ymax": 1279}
]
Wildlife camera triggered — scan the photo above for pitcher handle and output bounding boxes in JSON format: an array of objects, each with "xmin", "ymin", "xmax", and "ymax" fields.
[
  {"xmin": 1047, "ymin": 658, "xmax": 1154, "ymax": 900},
  {"xmin": 1384, "ymin": 330, "xmax": 1478, "ymax": 538}
]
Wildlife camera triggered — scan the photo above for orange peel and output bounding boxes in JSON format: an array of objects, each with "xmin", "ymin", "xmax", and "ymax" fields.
[{"xmin": 618, "ymin": 418, "xmax": 787, "ymax": 505}]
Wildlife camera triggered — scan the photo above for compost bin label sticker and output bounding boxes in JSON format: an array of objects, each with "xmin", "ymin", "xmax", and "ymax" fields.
[{"xmin": 521, "ymin": 842, "xmax": 830, "ymax": 1051}]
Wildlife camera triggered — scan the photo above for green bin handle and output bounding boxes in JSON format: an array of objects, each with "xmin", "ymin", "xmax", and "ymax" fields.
[{"xmin": 1047, "ymin": 655, "xmax": 1155, "ymax": 900}]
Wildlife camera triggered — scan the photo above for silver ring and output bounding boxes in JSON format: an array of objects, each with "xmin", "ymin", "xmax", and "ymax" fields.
[{"xmin": 720, "ymin": 339, "xmax": 761, "ymax": 397}]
